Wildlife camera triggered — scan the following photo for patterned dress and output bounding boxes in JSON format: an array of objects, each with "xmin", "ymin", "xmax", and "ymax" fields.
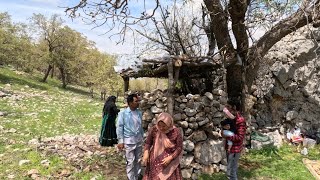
[{"xmin": 143, "ymin": 126, "xmax": 183, "ymax": 180}]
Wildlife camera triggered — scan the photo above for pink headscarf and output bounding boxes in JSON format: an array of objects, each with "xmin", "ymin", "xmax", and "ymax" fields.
[
  {"xmin": 223, "ymin": 107, "xmax": 235, "ymax": 119},
  {"xmin": 154, "ymin": 112, "xmax": 175, "ymax": 158},
  {"xmin": 153, "ymin": 112, "xmax": 182, "ymax": 180}
]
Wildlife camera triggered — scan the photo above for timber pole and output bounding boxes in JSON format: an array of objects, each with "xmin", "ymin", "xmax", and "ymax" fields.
[{"xmin": 167, "ymin": 59, "xmax": 174, "ymax": 115}]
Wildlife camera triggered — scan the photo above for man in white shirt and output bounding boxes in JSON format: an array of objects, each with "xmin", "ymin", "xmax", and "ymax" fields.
[{"xmin": 117, "ymin": 94, "xmax": 143, "ymax": 180}]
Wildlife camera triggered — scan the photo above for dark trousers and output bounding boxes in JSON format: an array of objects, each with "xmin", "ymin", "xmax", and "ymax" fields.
[{"xmin": 227, "ymin": 153, "xmax": 240, "ymax": 180}]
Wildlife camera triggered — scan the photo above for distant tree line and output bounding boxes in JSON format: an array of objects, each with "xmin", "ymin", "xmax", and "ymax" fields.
[{"xmin": 0, "ymin": 12, "xmax": 123, "ymax": 94}]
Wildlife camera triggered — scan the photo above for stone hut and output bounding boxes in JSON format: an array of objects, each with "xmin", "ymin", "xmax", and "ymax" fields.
[{"xmin": 119, "ymin": 54, "xmax": 232, "ymax": 178}]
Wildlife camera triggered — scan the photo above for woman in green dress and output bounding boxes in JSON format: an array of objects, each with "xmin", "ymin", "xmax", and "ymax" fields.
[{"xmin": 99, "ymin": 96, "xmax": 120, "ymax": 146}]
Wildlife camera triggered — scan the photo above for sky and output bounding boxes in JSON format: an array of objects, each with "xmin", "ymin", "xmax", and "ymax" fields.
[{"xmin": 0, "ymin": 0, "xmax": 135, "ymax": 55}]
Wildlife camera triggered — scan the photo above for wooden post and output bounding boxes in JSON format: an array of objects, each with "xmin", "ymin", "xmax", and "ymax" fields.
[
  {"xmin": 122, "ymin": 76, "xmax": 129, "ymax": 93},
  {"xmin": 167, "ymin": 59, "xmax": 174, "ymax": 115},
  {"xmin": 167, "ymin": 59, "xmax": 182, "ymax": 116},
  {"xmin": 174, "ymin": 59, "xmax": 182, "ymax": 85}
]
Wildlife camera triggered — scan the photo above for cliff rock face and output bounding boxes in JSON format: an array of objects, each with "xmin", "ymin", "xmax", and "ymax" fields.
[{"xmin": 253, "ymin": 27, "xmax": 320, "ymax": 142}]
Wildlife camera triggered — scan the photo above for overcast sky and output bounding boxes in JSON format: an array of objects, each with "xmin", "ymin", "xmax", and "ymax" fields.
[{"xmin": 0, "ymin": 0, "xmax": 136, "ymax": 55}]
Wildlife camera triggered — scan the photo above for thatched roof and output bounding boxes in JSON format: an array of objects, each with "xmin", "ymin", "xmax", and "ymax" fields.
[{"xmin": 118, "ymin": 54, "xmax": 223, "ymax": 79}]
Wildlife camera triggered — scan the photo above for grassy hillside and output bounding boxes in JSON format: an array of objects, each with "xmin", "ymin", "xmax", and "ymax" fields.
[
  {"xmin": 0, "ymin": 67, "xmax": 103, "ymax": 140},
  {"xmin": 0, "ymin": 66, "xmax": 319, "ymax": 180},
  {"xmin": 0, "ymin": 66, "xmax": 125, "ymax": 179}
]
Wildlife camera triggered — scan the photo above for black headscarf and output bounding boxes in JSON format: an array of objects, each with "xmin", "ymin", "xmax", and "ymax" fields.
[{"xmin": 102, "ymin": 96, "xmax": 117, "ymax": 117}]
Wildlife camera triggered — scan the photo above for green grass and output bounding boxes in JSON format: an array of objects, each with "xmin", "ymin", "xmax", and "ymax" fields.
[
  {"xmin": 200, "ymin": 144, "xmax": 320, "ymax": 180},
  {"xmin": 0, "ymin": 66, "xmax": 118, "ymax": 179}
]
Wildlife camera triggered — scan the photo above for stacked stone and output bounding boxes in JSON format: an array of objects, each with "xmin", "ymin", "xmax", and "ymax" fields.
[{"xmin": 139, "ymin": 89, "xmax": 229, "ymax": 179}]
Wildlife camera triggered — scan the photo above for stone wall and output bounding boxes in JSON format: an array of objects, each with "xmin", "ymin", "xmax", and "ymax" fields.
[{"xmin": 140, "ymin": 89, "xmax": 230, "ymax": 179}]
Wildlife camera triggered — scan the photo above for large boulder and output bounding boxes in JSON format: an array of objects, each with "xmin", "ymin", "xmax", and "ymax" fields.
[{"xmin": 194, "ymin": 140, "xmax": 224, "ymax": 165}]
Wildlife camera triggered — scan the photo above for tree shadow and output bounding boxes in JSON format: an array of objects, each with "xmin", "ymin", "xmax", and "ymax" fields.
[
  {"xmin": 60, "ymin": 85, "xmax": 92, "ymax": 97},
  {"xmin": 0, "ymin": 71, "xmax": 98, "ymax": 99},
  {"xmin": 0, "ymin": 73, "xmax": 48, "ymax": 91},
  {"xmin": 199, "ymin": 161, "xmax": 258, "ymax": 180}
]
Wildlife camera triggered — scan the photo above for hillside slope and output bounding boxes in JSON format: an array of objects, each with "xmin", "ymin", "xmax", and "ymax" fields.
[{"xmin": 0, "ymin": 67, "xmax": 126, "ymax": 179}]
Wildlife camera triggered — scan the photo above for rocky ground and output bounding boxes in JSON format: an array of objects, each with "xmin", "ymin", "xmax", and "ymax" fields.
[{"xmin": 27, "ymin": 134, "xmax": 126, "ymax": 180}]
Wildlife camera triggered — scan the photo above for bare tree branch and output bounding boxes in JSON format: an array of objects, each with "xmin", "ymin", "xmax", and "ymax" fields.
[
  {"xmin": 203, "ymin": 0, "xmax": 237, "ymax": 65},
  {"xmin": 246, "ymin": 0, "xmax": 320, "ymax": 90},
  {"xmin": 228, "ymin": 0, "xmax": 250, "ymax": 59},
  {"xmin": 64, "ymin": 0, "xmax": 160, "ymax": 42}
]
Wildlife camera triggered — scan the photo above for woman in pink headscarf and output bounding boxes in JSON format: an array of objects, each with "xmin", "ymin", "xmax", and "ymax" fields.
[{"xmin": 142, "ymin": 112, "xmax": 183, "ymax": 180}]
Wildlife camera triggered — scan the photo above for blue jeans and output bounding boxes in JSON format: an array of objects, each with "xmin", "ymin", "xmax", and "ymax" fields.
[{"xmin": 227, "ymin": 153, "xmax": 240, "ymax": 180}]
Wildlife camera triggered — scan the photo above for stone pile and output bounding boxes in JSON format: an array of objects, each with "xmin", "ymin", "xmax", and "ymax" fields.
[
  {"xmin": 139, "ymin": 89, "xmax": 230, "ymax": 179},
  {"xmin": 28, "ymin": 134, "xmax": 126, "ymax": 179},
  {"xmin": 29, "ymin": 134, "xmax": 102, "ymax": 161}
]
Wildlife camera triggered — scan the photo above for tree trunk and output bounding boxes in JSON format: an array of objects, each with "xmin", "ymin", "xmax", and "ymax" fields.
[
  {"xmin": 42, "ymin": 65, "xmax": 53, "ymax": 82},
  {"xmin": 50, "ymin": 65, "xmax": 54, "ymax": 78},
  {"xmin": 226, "ymin": 64, "xmax": 242, "ymax": 100},
  {"xmin": 122, "ymin": 76, "xmax": 129, "ymax": 93},
  {"xmin": 59, "ymin": 67, "xmax": 67, "ymax": 89}
]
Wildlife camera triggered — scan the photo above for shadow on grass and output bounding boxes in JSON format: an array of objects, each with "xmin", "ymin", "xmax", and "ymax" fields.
[
  {"xmin": 0, "ymin": 73, "xmax": 48, "ymax": 91},
  {"xmin": 0, "ymin": 69, "xmax": 95, "ymax": 98},
  {"xmin": 249, "ymin": 144, "xmax": 282, "ymax": 159},
  {"xmin": 60, "ymin": 85, "xmax": 92, "ymax": 97},
  {"xmin": 199, "ymin": 157, "xmax": 259, "ymax": 180},
  {"xmin": 199, "ymin": 146, "xmax": 281, "ymax": 180},
  {"xmin": 199, "ymin": 162, "xmax": 269, "ymax": 180}
]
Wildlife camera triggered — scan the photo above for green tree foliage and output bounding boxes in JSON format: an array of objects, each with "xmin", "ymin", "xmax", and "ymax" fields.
[
  {"xmin": 0, "ymin": 12, "xmax": 123, "ymax": 93},
  {"xmin": 50, "ymin": 26, "xmax": 88, "ymax": 88},
  {"xmin": 0, "ymin": 12, "xmax": 15, "ymax": 65},
  {"xmin": 0, "ymin": 12, "xmax": 35, "ymax": 70},
  {"xmin": 83, "ymin": 51, "xmax": 123, "ymax": 95}
]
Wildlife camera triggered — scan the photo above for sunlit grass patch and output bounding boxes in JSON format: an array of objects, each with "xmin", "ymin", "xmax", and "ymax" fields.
[
  {"xmin": 200, "ymin": 144, "xmax": 319, "ymax": 180},
  {"xmin": 0, "ymin": 67, "xmax": 107, "ymax": 178}
]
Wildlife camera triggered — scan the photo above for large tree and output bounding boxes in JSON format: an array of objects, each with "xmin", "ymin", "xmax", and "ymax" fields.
[
  {"xmin": 65, "ymin": 0, "xmax": 320, "ymax": 116},
  {"xmin": 203, "ymin": 0, "xmax": 320, "ymax": 114},
  {"xmin": 30, "ymin": 13, "xmax": 64, "ymax": 82}
]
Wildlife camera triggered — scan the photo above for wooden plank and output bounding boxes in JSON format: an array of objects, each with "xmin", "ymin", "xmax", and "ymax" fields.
[{"xmin": 303, "ymin": 158, "xmax": 320, "ymax": 180}]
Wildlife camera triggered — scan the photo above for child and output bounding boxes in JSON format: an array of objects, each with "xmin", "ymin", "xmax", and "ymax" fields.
[{"xmin": 221, "ymin": 118, "xmax": 236, "ymax": 152}]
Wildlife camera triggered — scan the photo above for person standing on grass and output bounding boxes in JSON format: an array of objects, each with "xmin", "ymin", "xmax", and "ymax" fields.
[
  {"xmin": 116, "ymin": 94, "xmax": 143, "ymax": 180},
  {"xmin": 222, "ymin": 99, "xmax": 246, "ymax": 180},
  {"xmin": 99, "ymin": 95, "xmax": 120, "ymax": 147}
]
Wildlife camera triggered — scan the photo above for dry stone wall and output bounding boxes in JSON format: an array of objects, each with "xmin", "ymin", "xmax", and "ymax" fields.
[{"xmin": 140, "ymin": 89, "xmax": 230, "ymax": 179}]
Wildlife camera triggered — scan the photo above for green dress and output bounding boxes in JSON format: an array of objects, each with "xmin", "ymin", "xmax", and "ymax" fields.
[{"xmin": 99, "ymin": 98, "xmax": 120, "ymax": 146}]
